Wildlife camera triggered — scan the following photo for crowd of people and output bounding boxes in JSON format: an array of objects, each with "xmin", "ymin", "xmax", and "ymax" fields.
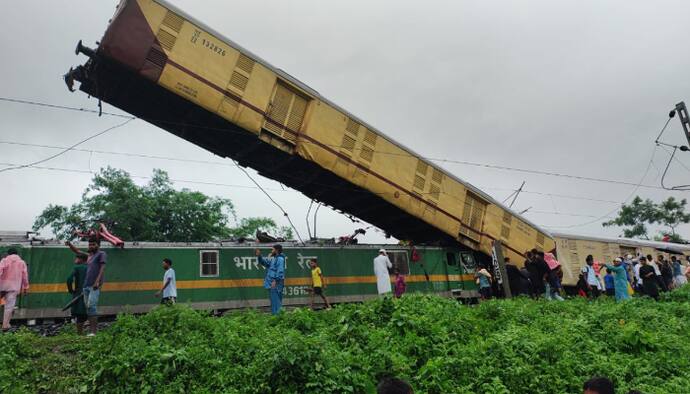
[
  {"xmin": 476, "ymin": 248, "xmax": 690, "ymax": 301},
  {"xmin": 0, "ymin": 237, "xmax": 180, "ymax": 336},
  {"xmin": 575, "ymin": 253, "xmax": 689, "ymax": 301},
  {"xmin": 3, "ymin": 239, "xmax": 688, "ymax": 334}
]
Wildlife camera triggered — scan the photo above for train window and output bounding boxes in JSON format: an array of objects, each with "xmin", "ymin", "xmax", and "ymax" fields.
[
  {"xmin": 200, "ymin": 250, "xmax": 219, "ymax": 277},
  {"xmin": 459, "ymin": 252, "xmax": 477, "ymax": 272},
  {"xmin": 387, "ymin": 251, "xmax": 410, "ymax": 275},
  {"xmin": 446, "ymin": 252, "xmax": 457, "ymax": 266}
]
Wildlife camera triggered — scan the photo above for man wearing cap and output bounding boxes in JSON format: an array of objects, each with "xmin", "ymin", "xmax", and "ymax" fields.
[
  {"xmin": 255, "ymin": 244, "xmax": 286, "ymax": 315},
  {"xmin": 605, "ymin": 258, "xmax": 630, "ymax": 302},
  {"xmin": 373, "ymin": 249, "xmax": 393, "ymax": 295}
]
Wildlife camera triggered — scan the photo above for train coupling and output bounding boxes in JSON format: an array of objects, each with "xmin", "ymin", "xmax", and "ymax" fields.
[{"xmin": 75, "ymin": 40, "xmax": 96, "ymax": 58}]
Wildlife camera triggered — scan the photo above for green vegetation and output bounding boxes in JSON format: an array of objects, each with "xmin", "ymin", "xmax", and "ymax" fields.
[
  {"xmin": 32, "ymin": 167, "xmax": 292, "ymax": 242},
  {"xmin": 2, "ymin": 290, "xmax": 690, "ymax": 393}
]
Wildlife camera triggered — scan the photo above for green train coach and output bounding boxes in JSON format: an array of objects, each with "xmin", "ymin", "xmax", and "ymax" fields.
[{"xmin": 0, "ymin": 241, "xmax": 478, "ymax": 321}]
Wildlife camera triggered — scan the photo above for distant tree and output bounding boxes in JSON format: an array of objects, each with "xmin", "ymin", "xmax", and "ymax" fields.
[
  {"xmin": 654, "ymin": 197, "xmax": 690, "ymax": 243},
  {"xmin": 32, "ymin": 167, "xmax": 288, "ymax": 242},
  {"xmin": 603, "ymin": 196, "xmax": 689, "ymax": 243},
  {"xmin": 602, "ymin": 196, "xmax": 658, "ymax": 239}
]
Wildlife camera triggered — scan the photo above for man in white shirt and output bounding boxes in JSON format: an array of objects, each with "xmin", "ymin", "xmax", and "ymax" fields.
[
  {"xmin": 155, "ymin": 258, "xmax": 177, "ymax": 305},
  {"xmin": 581, "ymin": 255, "xmax": 602, "ymax": 298},
  {"xmin": 633, "ymin": 258, "xmax": 643, "ymax": 292},
  {"xmin": 373, "ymin": 249, "xmax": 393, "ymax": 295}
]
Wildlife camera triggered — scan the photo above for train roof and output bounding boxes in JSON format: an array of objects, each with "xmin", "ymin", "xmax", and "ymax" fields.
[
  {"xmin": 152, "ymin": 0, "xmax": 553, "ymax": 239},
  {"xmin": 552, "ymin": 232, "xmax": 690, "ymax": 253},
  {"xmin": 0, "ymin": 237, "xmax": 445, "ymax": 250}
]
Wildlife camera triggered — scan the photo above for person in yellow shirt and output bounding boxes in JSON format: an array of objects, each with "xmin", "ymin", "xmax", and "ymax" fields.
[{"xmin": 309, "ymin": 259, "xmax": 330, "ymax": 310}]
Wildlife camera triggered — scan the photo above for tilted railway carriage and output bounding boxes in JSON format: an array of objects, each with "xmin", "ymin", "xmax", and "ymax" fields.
[
  {"xmin": 66, "ymin": 0, "xmax": 556, "ymax": 266},
  {"xmin": 553, "ymin": 233, "xmax": 690, "ymax": 287},
  {"xmin": 1, "ymin": 242, "xmax": 477, "ymax": 320}
]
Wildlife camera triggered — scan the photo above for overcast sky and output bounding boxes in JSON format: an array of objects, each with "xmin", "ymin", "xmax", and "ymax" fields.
[{"xmin": 1, "ymin": 0, "xmax": 689, "ymax": 243}]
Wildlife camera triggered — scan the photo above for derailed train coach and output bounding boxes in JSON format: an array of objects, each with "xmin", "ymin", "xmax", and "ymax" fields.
[
  {"xmin": 553, "ymin": 233, "xmax": 690, "ymax": 287},
  {"xmin": 0, "ymin": 241, "xmax": 477, "ymax": 320},
  {"xmin": 65, "ymin": 0, "xmax": 556, "ymax": 269}
]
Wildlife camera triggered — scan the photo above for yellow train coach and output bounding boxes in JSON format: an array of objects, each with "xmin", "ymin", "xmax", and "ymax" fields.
[
  {"xmin": 553, "ymin": 232, "xmax": 690, "ymax": 286},
  {"xmin": 66, "ymin": 0, "xmax": 555, "ymax": 264}
]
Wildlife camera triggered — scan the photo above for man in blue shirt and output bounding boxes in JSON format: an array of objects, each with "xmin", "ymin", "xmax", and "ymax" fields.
[{"xmin": 255, "ymin": 244, "xmax": 286, "ymax": 315}]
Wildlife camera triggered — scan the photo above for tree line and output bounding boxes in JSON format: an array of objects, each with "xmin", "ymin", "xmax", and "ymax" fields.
[{"xmin": 32, "ymin": 167, "xmax": 292, "ymax": 242}]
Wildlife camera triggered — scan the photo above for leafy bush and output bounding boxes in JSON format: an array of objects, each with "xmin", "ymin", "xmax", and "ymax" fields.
[{"xmin": 2, "ymin": 291, "xmax": 690, "ymax": 393}]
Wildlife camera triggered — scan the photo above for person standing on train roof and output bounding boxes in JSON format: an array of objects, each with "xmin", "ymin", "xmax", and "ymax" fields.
[
  {"xmin": 0, "ymin": 248, "xmax": 29, "ymax": 331},
  {"xmin": 309, "ymin": 259, "xmax": 330, "ymax": 309},
  {"xmin": 66, "ymin": 238, "xmax": 106, "ymax": 336},
  {"xmin": 65, "ymin": 251, "xmax": 88, "ymax": 335},
  {"xmin": 154, "ymin": 258, "xmax": 177, "ymax": 305},
  {"xmin": 638, "ymin": 256, "xmax": 659, "ymax": 301},
  {"xmin": 605, "ymin": 258, "xmax": 630, "ymax": 302},
  {"xmin": 373, "ymin": 249, "xmax": 393, "ymax": 296},
  {"xmin": 582, "ymin": 255, "xmax": 602, "ymax": 298},
  {"xmin": 672, "ymin": 255, "xmax": 687, "ymax": 287},
  {"xmin": 255, "ymin": 244, "xmax": 285, "ymax": 315}
]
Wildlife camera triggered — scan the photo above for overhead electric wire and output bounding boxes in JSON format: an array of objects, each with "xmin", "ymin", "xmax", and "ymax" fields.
[
  {"xmin": 544, "ymin": 144, "xmax": 661, "ymax": 229},
  {"xmin": 0, "ymin": 161, "xmax": 285, "ymax": 192},
  {"xmin": 3, "ymin": 96, "xmax": 686, "ymax": 231},
  {"xmin": 313, "ymin": 202, "xmax": 322, "ymax": 238},
  {"xmin": 1, "ymin": 139, "xmax": 647, "ymax": 207},
  {"xmin": 0, "ymin": 97, "xmax": 134, "ymax": 119},
  {"xmin": 305, "ymin": 200, "xmax": 314, "ymax": 239},
  {"xmin": 232, "ymin": 160, "xmax": 305, "ymax": 245},
  {"xmin": 0, "ymin": 96, "xmax": 667, "ymax": 190},
  {"xmin": 658, "ymin": 144, "xmax": 690, "ymax": 173},
  {"xmin": 0, "ymin": 140, "xmax": 234, "ymax": 167},
  {"xmin": 659, "ymin": 146, "xmax": 690, "ymax": 191},
  {"xmin": 0, "ymin": 118, "xmax": 134, "ymax": 174}
]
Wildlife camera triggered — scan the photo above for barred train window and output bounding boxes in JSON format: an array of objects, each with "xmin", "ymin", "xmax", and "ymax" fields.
[
  {"xmin": 200, "ymin": 250, "xmax": 219, "ymax": 277},
  {"xmin": 387, "ymin": 250, "xmax": 410, "ymax": 275}
]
